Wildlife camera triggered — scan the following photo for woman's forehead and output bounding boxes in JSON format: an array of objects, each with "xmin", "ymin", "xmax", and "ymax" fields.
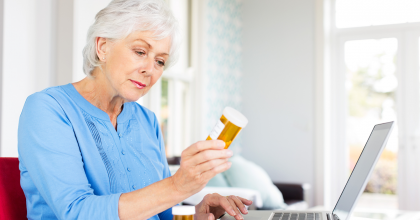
[{"xmin": 124, "ymin": 31, "xmax": 171, "ymax": 54}]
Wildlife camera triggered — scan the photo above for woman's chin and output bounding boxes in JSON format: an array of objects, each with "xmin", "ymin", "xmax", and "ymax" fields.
[
  {"xmin": 120, "ymin": 84, "xmax": 150, "ymax": 102},
  {"xmin": 125, "ymin": 96, "xmax": 141, "ymax": 103},
  {"xmin": 123, "ymin": 91, "xmax": 146, "ymax": 103}
]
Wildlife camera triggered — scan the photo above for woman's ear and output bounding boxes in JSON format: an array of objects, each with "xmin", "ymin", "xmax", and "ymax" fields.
[{"xmin": 96, "ymin": 37, "xmax": 107, "ymax": 62}]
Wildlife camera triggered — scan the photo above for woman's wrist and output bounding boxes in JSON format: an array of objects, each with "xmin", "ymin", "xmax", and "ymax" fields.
[
  {"xmin": 168, "ymin": 176, "xmax": 191, "ymax": 201},
  {"xmin": 118, "ymin": 177, "xmax": 191, "ymax": 220}
]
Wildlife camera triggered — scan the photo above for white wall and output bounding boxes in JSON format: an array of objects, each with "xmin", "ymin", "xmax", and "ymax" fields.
[
  {"xmin": 72, "ymin": 0, "xmax": 111, "ymax": 82},
  {"xmin": 0, "ymin": 0, "xmax": 3, "ymax": 157},
  {"xmin": 1, "ymin": 0, "xmax": 55, "ymax": 156},
  {"xmin": 241, "ymin": 0, "xmax": 316, "ymax": 205},
  {"xmin": 1, "ymin": 0, "xmax": 110, "ymax": 157}
]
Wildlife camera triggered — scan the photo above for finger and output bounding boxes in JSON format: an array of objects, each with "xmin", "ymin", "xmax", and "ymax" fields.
[
  {"xmin": 195, "ymin": 213, "xmax": 214, "ymax": 220},
  {"xmin": 195, "ymin": 158, "xmax": 229, "ymax": 173},
  {"xmin": 208, "ymin": 213, "xmax": 215, "ymax": 220},
  {"xmin": 226, "ymin": 196, "xmax": 243, "ymax": 220},
  {"xmin": 213, "ymin": 194, "xmax": 237, "ymax": 217},
  {"xmin": 183, "ymin": 140, "xmax": 226, "ymax": 157},
  {"xmin": 201, "ymin": 161, "xmax": 232, "ymax": 182},
  {"xmin": 230, "ymin": 195, "xmax": 248, "ymax": 214},
  {"xmin": 238, "ymin": 196, "xmax": 253, "ymax": 206},
  {"xmin": 190, "ymin": 149, "xmax": 233, "ymax": 166}
]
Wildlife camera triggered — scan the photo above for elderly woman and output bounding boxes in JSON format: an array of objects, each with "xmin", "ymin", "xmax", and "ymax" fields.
[{"xmin": 18, "ymin": 0, "xmax": 251, "ymax": 220}]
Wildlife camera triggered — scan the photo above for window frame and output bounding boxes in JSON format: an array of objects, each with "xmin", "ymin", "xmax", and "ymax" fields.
[
  {"xmin": 140, "ymin": 0, "xmax": 200, "ymax": 158},
  {"xmin": 316, "ymin": 0, "xmax": 420, "ymax": 209},
  {"xmin": 334, "ymin": 24, "xmax": 420, "ymax": 211}
]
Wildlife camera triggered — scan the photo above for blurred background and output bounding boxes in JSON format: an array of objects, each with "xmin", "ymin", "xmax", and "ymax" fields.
[{"xmin": 1, "ymin": 0, "xmax": 420, "ymax": 215}]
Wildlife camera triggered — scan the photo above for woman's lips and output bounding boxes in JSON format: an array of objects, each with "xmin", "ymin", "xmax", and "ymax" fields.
[{"xmin": 130, "ymin": 80, "xmax": 146, "ymax": 89}]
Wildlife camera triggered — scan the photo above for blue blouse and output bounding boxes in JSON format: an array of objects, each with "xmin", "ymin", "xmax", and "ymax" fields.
[{"xmin": 18, "ymin": 84, "xmax": 173, "ymax": 220}]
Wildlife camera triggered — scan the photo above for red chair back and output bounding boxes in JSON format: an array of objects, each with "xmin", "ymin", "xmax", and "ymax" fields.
[{"xmin": 0, "ymin": 157, "xmax": 27, "ymax": 220}]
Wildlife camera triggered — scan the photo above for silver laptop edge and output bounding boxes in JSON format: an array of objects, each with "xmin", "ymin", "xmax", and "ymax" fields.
[{"xmin": 269, "ymin": 121, "xmax": 394, "ymax": 220}]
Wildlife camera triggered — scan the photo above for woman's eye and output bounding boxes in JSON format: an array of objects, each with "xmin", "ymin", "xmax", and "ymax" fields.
[
  {"xmin": 136, "ymin": 51, "xmax": 145, "ymax": 56},
  {"xmin": 157, "ymin": 60, "xmax": 165, "ymax": 67}
]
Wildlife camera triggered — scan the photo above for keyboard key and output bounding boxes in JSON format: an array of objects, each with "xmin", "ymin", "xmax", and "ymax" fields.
[
  {"xmin": 273, "ymin": 213, "xmax": 282, "ymax": 220},
  {"xmin": 307, "ymin": 213, "xmax": 314, "ymax": 220},
  {"xmin": 315, "ymin": 213, "xmax": 320, "ymax": 220},
  {"xmin": 298, "ymin": 213, "xmax": 306, "ymax": 220},
  {"xmin": 281, "ymin": 213, "xmax": 290, "ymax": 220},
  {"xmin": 290, "ymin": 213, "xmax": 298, "ymax": 220}
]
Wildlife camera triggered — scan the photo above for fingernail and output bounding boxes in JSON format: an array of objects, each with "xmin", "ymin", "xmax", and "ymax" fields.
[
  {"xmin": 226, "ymin": 150, "xmax": 233, "ymax": 156},
  {"xmin": 243, "ymin": 208, "xmax": 248, "ymax": 214},
  {"xmin": 218, "ymin": 141, "xmax": 226, "ymax": 148},
  {"xmin": 230, "ymin": 209, "xmax": 236, "ymax": 215}
]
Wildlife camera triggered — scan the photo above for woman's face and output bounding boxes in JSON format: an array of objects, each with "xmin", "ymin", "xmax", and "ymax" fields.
[{"xmin": 100, "ymin": 31, "xmax": 171, "ymax": 102}]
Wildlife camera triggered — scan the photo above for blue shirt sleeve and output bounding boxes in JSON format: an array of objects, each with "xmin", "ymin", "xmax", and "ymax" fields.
[
  {"xmin": 18, "ymin": 93, "xmax": 121, "ymax": 220},
  {"xmin": 154, "ymin": 113, "xmax": 175, "ymax": 220}
]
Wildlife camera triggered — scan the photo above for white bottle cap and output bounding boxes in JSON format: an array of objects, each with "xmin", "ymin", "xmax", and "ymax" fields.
[
  {"xmin": 223, "ymin": 107, "xmax": 248, "ymax": 128},
  {"xmin": 172, "ymin": 206, "xmax": 196, "ymax": 215}
]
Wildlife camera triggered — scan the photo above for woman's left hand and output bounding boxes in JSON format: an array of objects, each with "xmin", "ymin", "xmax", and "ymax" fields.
[{"xmin": 195, "ymin": 193, "xmax": 253, "ymax": 220}]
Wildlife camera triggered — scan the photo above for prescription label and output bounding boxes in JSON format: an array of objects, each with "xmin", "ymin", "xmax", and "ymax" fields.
[{"xmin": 209, "ymin": 120, "xmax": 225, "ymax": 140}]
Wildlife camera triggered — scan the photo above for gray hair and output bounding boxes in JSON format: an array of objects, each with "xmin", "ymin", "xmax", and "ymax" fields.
[{"xmin": 82, "ymin": 0, "xmax": 180, "ymax": 76}]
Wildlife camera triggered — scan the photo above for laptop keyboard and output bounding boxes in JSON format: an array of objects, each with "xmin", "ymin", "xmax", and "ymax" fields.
[{"xmin": 272, "ymin": 213, "xmax": 321, "ymax": 220}]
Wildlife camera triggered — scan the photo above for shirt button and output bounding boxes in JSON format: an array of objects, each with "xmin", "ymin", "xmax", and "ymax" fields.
[
  {"xmin": 132, "ymin": 185, "xmax": 136, "ymax": 189},
  {"xmin": 127, "ymin": 168, "xmax": 131, "ymax": 172},
  {"xmin": 121, "ymin": 151, "xmax": 125, "ymax": 155},
  {"xmin": 119, "ymin": 134, "xmax": 122, "ymax": 137}
]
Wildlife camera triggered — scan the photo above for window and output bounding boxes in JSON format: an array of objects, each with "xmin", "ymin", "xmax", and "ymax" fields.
[
  {"xmin": 345, "ymin": 38, "xmax": 399, "ymax": 209},
  {"xmin": 336, "ymin": 0, "xmax": 420, "ymax": 28},
  {"xmin": 139, "ymin": 0, "xmax": 194, "ymax": 157},
  {"xmin": 327, "ymin": 0, "xmax": 420, "ymax": 210}
]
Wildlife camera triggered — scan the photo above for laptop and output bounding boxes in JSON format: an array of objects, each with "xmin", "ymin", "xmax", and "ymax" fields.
[{"xmin": 268, "ymin": 121, "xmax": 394, "ymax": 220}]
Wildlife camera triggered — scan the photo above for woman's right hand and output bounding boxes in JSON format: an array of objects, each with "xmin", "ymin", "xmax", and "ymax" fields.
[{"xmin": 171, "ymin": 140, "xmax": 233, "ymax": 196}]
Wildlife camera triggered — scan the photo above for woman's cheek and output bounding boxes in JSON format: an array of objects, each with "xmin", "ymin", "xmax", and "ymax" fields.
[{"xmin": 153, "ymin": 71, "xmax": 164, "ymax": 84}]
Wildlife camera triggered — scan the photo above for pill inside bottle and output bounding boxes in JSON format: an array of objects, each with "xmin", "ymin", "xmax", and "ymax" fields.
[
  {"xmin": 172, "ymin": 206, "xmax": 195, "ymax": 220},
  {"xmin": 206, "ymin": 107, "xmax": 248, "ymax": 149}
]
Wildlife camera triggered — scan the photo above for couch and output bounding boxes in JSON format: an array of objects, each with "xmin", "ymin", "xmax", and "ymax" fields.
[{"xmin": 167, "ymin": 157, "xmax": 310, "ymax": 210}]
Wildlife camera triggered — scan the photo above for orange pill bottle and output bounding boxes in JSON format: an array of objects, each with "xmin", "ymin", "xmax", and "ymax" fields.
[{"xmin": 206, "ymin": 107, "xmax": 248, "ymax": 149}]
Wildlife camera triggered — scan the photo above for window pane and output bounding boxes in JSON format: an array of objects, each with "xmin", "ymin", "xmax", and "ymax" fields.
[
  {"xmin": 345, "ymin": 38, "xmax": 399, "ymax": 209},
  {"xmin": 161, "ymin": 78, "xmax": 191, "ymax": 157},
  {"xmin": 336, "ymin": 0, "xmax": 420, "ymax": 28},
  {"xmin": 162, "ymin": 0, "xmax": 192, "ymax": 158},
  {"xmin": 161, "ymin": 78, "xmax": 169, "ymax": 156}
]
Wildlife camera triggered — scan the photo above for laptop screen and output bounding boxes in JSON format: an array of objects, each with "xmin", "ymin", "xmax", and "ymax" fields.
[{"xmin": 332, "ymin": 122, "xmax": 393, "ymax": 220}]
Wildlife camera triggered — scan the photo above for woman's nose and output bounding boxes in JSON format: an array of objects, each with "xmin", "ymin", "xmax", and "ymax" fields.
[{"xmin": 140, "ymin": 57, "xmax": 154, "ymax": 75}]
